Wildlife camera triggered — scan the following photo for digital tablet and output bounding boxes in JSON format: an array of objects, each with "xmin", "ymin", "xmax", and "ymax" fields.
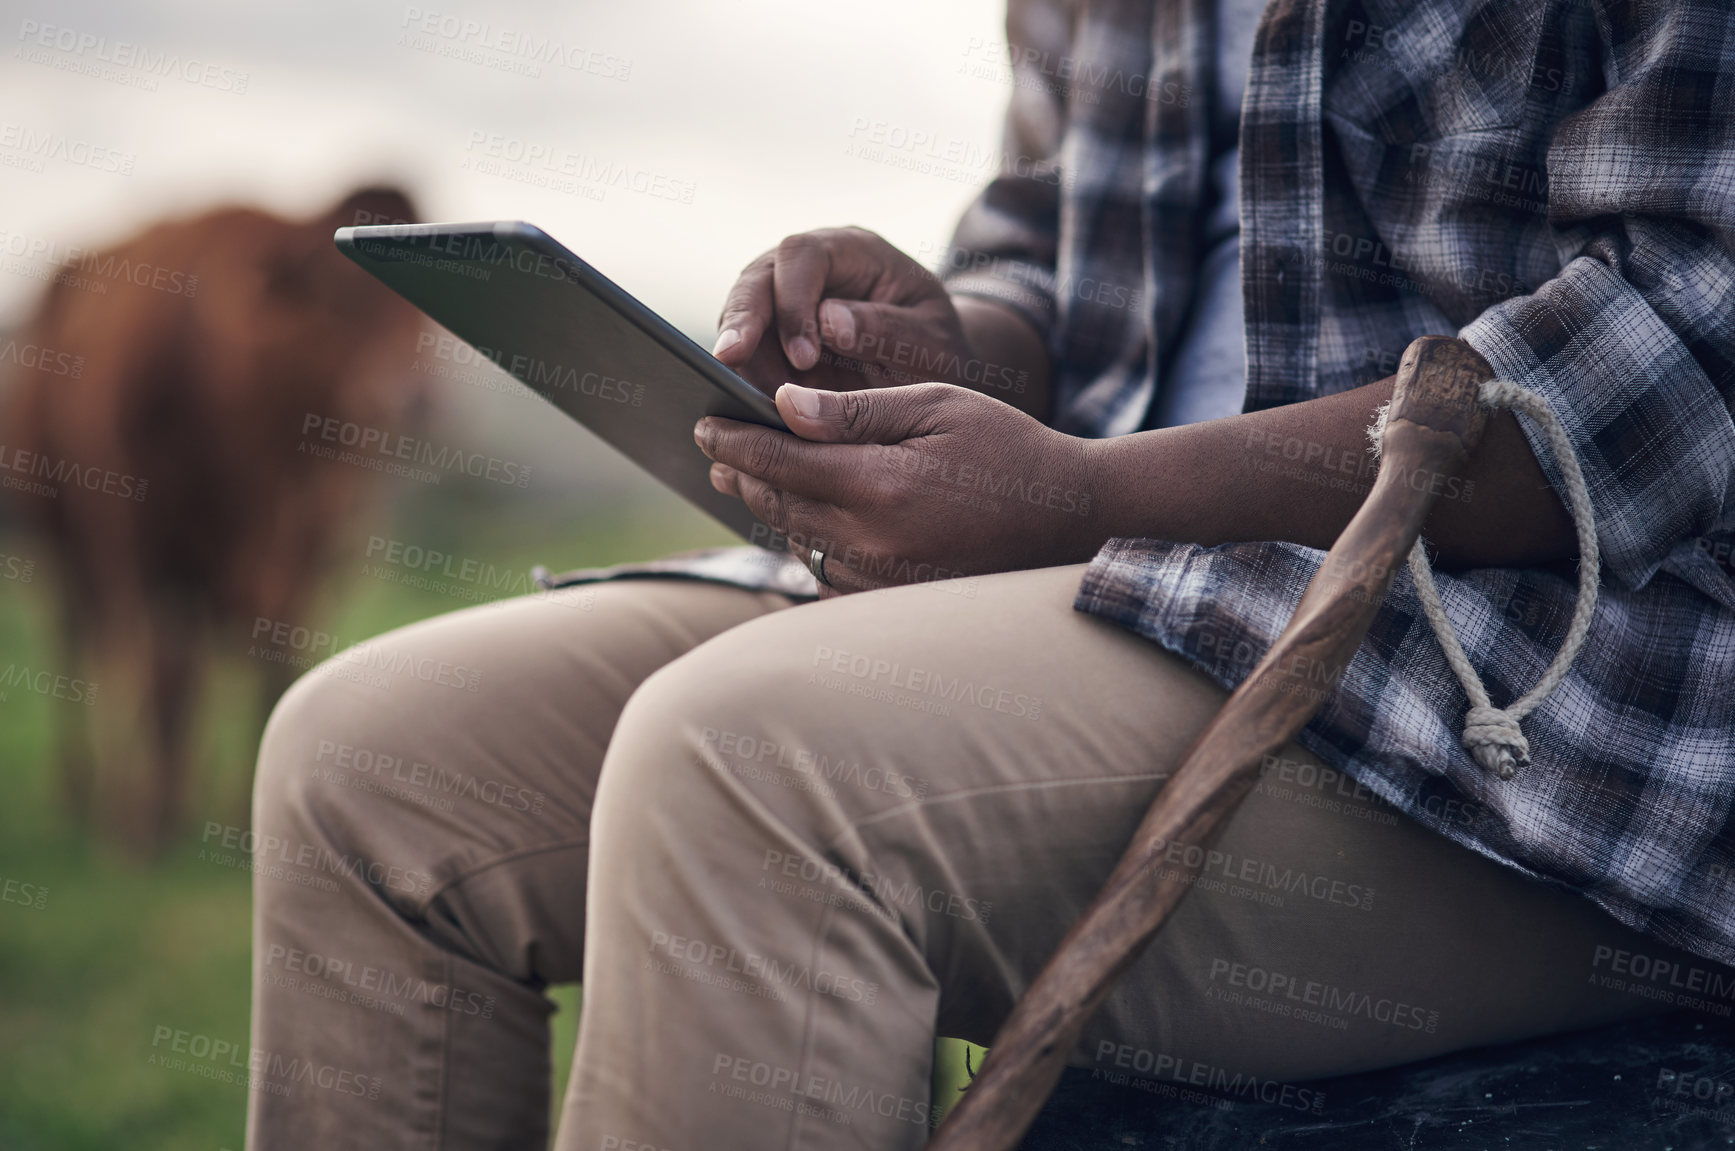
[{"xmin": 334, "ymin": 220, "xmax": 787, "ymax": 547}]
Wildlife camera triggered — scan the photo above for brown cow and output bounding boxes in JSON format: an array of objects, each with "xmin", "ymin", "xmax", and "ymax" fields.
[{"xmin": 2, "ymin": 187, "xmax": 430, "ymax": 856}]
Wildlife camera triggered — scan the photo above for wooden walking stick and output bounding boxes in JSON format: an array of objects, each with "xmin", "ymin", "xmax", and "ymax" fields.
[{"xmin": 928, "ymin": 335, "xmax": 1493, "ymax": 1151}]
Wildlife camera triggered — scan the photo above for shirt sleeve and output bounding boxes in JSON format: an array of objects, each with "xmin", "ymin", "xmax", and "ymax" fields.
[
  {"xmin": 939, "ymin": 0, "xmax": 1071, "ymax": 345},
  {"xmin": 1458, "ymin": 0, "xmax": 1735, "ymax": 593}
]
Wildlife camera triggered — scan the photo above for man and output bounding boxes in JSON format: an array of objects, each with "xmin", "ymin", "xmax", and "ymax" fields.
[{"xmin": 248, "ymin": 1, "xmax": 1735, "ymax": 1147}]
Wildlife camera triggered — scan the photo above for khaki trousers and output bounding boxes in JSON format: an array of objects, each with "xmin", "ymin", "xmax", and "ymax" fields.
[{"xmin": 246, "ymin": 565, "xmax": 1676, "ymax": 1151}]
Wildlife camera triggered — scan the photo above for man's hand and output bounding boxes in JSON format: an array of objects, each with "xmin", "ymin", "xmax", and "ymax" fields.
[
  {"xmin": 712, "ymin": 227, "xmax": 1048, "ymax": 416},
  {"xmin": 695, "ymin": 383, "xmax": 1095, "ymax": 596}
]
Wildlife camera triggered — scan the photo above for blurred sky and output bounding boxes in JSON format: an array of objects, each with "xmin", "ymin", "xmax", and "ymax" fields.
[{"xmin": 0, "ymin": 0, "xmax": 1013, "ymax": 335}]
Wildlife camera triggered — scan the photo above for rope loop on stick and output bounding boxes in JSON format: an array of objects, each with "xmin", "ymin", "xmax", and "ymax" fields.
[{"xmin": 1368, "ymin": 377, "xmax": 1599, "ymax": 781}]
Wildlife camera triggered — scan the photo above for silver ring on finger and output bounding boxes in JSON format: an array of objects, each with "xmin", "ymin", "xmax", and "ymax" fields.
[{"xmin": 808, "ymin": 547, "xmax": 833, "ymax": 588}]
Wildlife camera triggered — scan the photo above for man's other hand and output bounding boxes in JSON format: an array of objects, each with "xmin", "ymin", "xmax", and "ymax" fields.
[
  {"xmin": 711, "ymin": 227, "xmax": 1044, "ymax": 415},
  {"xmin": 694, "ymin": 382, "xmax": 1093, "ymax": 597}
]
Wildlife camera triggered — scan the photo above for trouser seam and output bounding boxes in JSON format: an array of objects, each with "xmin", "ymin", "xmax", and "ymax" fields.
[
  {"xmin": 435, "ymin": 950, "xmax": 452, "ymax": 1151},
  {"xmin": 423, "ymin": 845, "xmax": 582, "ymax": 1147},
  {"xmin": 414, "ymin": 836, "xmax": 591, "ymax": 913},
  {"xmin": 842, "ymin": 770, "xmax": 1173, "ymax": 840}
]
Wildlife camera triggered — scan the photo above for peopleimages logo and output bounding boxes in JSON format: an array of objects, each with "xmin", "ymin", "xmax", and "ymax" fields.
[
  {"xmin": 1093, "ymin": 1041, "xmax": 1324, "ymax": 1114},
  {"xmin": 809, "ymin": 645, "xmax": 1043, "ymax": 721},
  {"xmin": 0, "ymin": 122, "xmax": 134, "ymax": 173},
  {"xmin": 364, "ymin": 535, "xmax": 543, "ymax": 596},
  {"xmin": 299, "ymin": 412, "xmax": 532, "ymax": 488},
  {"xmin": 198, "ymin": 820, "xmax": 435, "ymax": 898},
  {"xmin": 759, "ymin": 847, "xmax": 991, "ymax": 925},
  {"xmin": 462, "ymin": 131, "xmax": 696, "ymax": 204},
  {"xmin": 412, "ymin": 331, "xmax": 647, "ymax": 403},
  {"xmin": 647, "ymin": 929, "xmax": 880, "ymax": 1006},
  {"xmin": 0, "ymin": 552, "xmax": 36, "ymax": 583},
  {"xmin": 0, "ymin": 663, "xmax": 98, "ymax": 706},
  {"xmin": 399, "ymin": 7, "xmax": 632, "ymax": 79},
  {"xmin": 15, "ymin": 19, "xmax": 250, "ymax": 93},
  {"xmin": 702, "ymin": 728, "xmax": 930, "ymax": 801},
  {"xmin": 263, "ymin": 943, "xmax": 495, "ymax": 1019},
  {"xmin": 247, "ymin": 615, "xmax": 483, "ymax": 694},
  {"xmin": 314, "ymin": 738, "xmax": 546, "ymax": 815},
  {"xmin": 1205, "ymin": 958, "xmax": 1439, "ymax": 1033},
  {"xmin": 1589, "ymin": 944, "xmax": 1735, "ymax": 1017},
  {"xmin": 0, "ymin": 336, "xmax": 84, "ymax": 378},
  {"xmin": 148, "ymin": 1025, "xmax": 381, "ymax": 1099},
  {"xmin": 710, "ymin": 1052, "xmax": 932, "ymax": 1129},
  {"xmin": 1, "ymin": 876, "xmax": 48, "ymax": 910},
  {"xmin": 0, "ymin": 228, "xmax": 201, "ymax": 297},
  {"xmin": 0, "ymin": 443, "xmax": 148, "ymax": 502},
  {"xmin": 958, "ymin": 35, "xmax": 1191, "ymax": 106}
]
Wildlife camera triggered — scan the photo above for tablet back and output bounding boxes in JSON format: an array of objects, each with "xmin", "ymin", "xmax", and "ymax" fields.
[{"xmin": 335, "ymin": 220, "xmax": 787, "ymax": 547}]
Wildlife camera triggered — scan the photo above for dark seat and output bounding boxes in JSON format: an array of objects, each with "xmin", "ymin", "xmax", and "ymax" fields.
[{"xmin": 1018, "ymin": 1012, "xmax": 1735, "ymax": 1150}]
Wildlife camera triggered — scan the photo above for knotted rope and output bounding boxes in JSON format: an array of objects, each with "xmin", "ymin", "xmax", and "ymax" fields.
[{"xmin": 1368, "ymin": 378, "xmax": 1599, "ymax": 780}]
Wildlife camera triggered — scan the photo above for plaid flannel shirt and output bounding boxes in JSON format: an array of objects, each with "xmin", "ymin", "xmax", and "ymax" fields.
[
  {"xmin": 946, "ymin": 0, "xmax": 1735, "ymax": 963},
  {"xmin": 545, "ymin": 0, "xmax": 1735, "ymax": 964}
]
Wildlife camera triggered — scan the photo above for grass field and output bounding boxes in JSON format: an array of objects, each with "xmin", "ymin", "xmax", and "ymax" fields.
[{"xmin": 0, "ymin": 480, "xmax": 982, "ymax": 1149}]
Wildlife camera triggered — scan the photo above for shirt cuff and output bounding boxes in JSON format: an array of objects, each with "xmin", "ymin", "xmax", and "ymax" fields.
[{"xmin": 1458, "ymin": 254, "xmax": 1735, "ymax": 592}]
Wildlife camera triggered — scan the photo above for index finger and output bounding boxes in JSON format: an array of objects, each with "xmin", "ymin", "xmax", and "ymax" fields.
[
  {"xmin": 694, "ymin": 416, "xmax": 872, "ymax": 505},
  {"xmin": 772, "ymin": 233, "xmax": 831, "ymax": 372},
  {"xmin": 713, "ymin": 254, "xmax": 774, "ymax": 366}
]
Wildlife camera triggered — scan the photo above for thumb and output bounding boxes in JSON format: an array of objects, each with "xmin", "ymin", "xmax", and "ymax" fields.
[{"xmin": 775, "ymin": 382, "xmax": 950, "ymax": 445}]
